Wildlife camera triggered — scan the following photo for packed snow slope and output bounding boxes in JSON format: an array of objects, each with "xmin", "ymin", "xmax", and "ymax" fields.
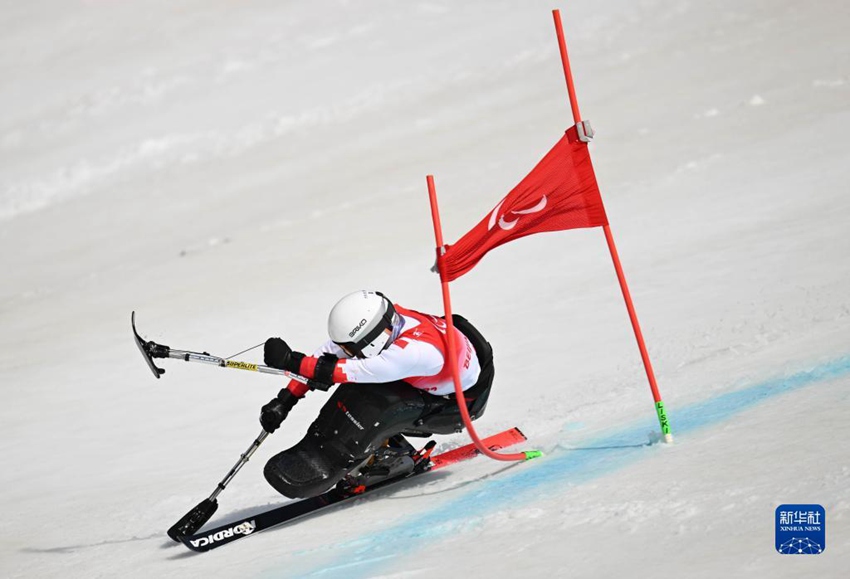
[{"xmin": 1, "ymin": 1, "xmax": 849, "ymax": 577}]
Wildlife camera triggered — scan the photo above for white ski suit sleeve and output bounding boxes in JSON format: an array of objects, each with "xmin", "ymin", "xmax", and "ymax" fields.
[{"xmin": 311, "ymin": 338, "xmax": 444, "ymax": 385}]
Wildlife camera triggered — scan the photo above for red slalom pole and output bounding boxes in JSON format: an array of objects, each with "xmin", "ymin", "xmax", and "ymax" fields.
[
  {"xmin": 552, "ymin": 9, "xmax": 672, "ymax": 442},
  {"xmin": 427, "ymin": 175, "xmax": 541, "ymax": 462},
  {"xmin": 553, "ymin": 9, "xmax": 582, "ymax": 123}
]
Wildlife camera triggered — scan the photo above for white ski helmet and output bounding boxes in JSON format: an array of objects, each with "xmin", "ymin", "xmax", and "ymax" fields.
[{"xmin": 328, "ymin": 290, "xmax": 397, "ymax": 358}]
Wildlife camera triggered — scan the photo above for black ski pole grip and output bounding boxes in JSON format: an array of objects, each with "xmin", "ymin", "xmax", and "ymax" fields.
[{"xmin": 307, "ymin": 379, "xmax": 333, "ymax": 392}]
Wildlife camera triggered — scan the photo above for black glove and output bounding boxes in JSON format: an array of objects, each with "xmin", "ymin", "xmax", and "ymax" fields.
[
  {"xmin": 264, "ymin": 337, "xmax": 304, "ymax": 372},
  {"xmin": 260, "ymin": 388, "xmax": 300, "ymax": 433}
]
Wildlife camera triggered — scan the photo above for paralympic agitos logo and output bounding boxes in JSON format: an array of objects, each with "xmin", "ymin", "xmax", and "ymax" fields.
[{"xmin": 488, "ymin": 195, "xmax": 548, "ymax": 231}]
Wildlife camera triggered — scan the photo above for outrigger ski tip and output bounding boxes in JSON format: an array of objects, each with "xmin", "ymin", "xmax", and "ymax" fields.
[
  {"xmin": 131, "ymin": 311, "xmax": 166, "ymax": 379},
  {"xmin": 177, "ymin": 427, "xmax": 528, "ymax": 552}
]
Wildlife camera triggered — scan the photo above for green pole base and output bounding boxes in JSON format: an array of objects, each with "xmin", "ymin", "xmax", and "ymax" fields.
[
  {"xmin": 655, "ymin": 400, "xmax": 672, "ymax": 440},
  {"xmin": 523, "ymin": 450, "xmax": 543, "ymax": 461}
]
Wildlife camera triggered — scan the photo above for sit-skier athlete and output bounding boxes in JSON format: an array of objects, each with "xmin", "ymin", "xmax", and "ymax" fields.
[{"xmin": 259, "ymin": 290, "xmax": 495, "ymax": 498}]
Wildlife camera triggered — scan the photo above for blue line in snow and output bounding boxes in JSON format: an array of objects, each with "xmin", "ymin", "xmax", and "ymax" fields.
[{"xmin": 265, "ymin": 356, "xmax": 850, "ymax": 579}]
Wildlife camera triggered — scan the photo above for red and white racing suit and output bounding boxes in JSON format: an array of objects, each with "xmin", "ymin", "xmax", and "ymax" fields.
[{"xmin": 286, "ymin": 305, "xmax": 480, "ymax": 398}]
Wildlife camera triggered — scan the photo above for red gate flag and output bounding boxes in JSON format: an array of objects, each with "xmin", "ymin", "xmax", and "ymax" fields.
[{"xmin": 440, "ymin": 125, "xmax": 608, "ymax": 281}]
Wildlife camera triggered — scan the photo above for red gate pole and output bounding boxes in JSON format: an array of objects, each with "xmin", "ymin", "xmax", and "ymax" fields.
[
  {"xmin": 427, "ymin": 175, "xmax": 541, "ymax": 462},
  {"xmin": 552, "ymin": 9, "xmax": 672, "ymax": 442}
]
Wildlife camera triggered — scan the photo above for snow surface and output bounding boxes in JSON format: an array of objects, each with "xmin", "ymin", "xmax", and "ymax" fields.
[{"xmin": 2, "ymin": 0, "xmax": 849, "ymax": 577}]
